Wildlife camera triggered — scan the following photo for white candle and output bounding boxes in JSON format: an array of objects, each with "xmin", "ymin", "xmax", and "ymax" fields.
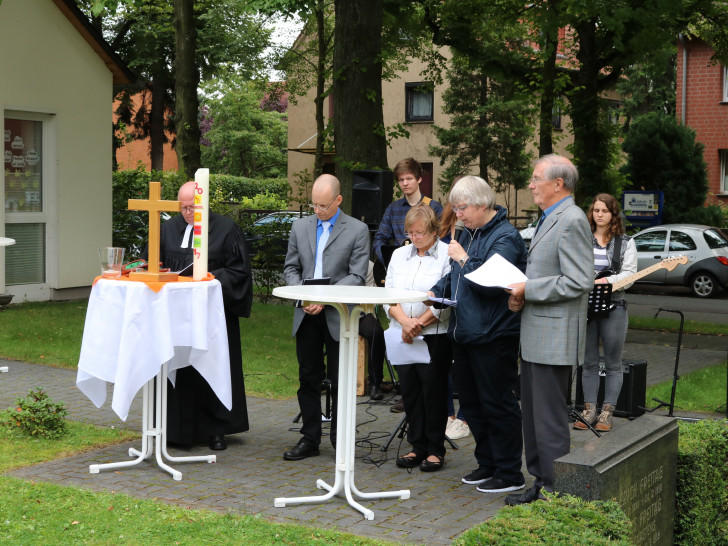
[{"xmin": 192, "ymin": 168, "xmax": 209, "ymax": 280}]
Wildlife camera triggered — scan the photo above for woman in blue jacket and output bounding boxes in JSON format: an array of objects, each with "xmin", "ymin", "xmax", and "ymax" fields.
[{"xmin": 428, "ymin": 176, "xmax": 528, "ymax": 494}]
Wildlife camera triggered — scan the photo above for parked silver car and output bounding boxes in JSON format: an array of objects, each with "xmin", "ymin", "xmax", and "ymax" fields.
[
  {"xmin": 244, "ymin": 211, "xmax": 310, "ymax": 257},
  {"xmin": 631, "ymin": 224, "xmax": 728, "ymax": 297}
]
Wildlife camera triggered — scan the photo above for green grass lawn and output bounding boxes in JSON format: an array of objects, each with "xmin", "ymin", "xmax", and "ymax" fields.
[
  {"xmin": 629, "ymin": 315, "xmax": 728, "ymax": 336},
  {"xmin": 645, "ymin": 361, "xmax": 728, "ymax": 414},
  {"xmin": 0, "ymin": 476, "xmax": 387, "ymax": 545}
]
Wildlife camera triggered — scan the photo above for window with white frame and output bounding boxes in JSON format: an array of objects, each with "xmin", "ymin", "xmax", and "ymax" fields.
[
  {"xmin": 405, "ymin": 82, "xmax": 434, "ymax": 122},
  {"xmin": 4, "ymin": 114, "xmax": 47, "ymax": 285},
  {"xmin": 721, "ymin": 150, "xmax": 728, "ymax": 193}
]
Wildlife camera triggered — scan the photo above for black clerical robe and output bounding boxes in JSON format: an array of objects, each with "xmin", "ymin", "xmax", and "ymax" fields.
[{"xmin": 156, "ymin": 212, "xmax": 253, "ymax": 445}]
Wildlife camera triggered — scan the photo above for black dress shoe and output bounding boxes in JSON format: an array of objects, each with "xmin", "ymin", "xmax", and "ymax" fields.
[
  {"xmin": 283, "ymin": 441, "xmax": 320, "ymax": 461},
  {"xmin": 209, "ymin": 435, "xmax": 227, "ymax": 451},
  {"xmin": 369, "ymin": 385, "xmax": 384, "ymax": 400},
  {"xmin": 505, "ymin": 485, "xmax": 543, "ymax": 506}
]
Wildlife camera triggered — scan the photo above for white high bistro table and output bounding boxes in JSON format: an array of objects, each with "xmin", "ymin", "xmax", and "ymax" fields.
[
  {"xmin": 0, "ymin": 237, "xmax": 15, "ymax": 373},
  {"xmin": 272, "ymin": 284, "xmax": 427, "ymax": 520},
  {"xmin": 76, "ymin": 278, "xmax": 232, "ymax": 480}
]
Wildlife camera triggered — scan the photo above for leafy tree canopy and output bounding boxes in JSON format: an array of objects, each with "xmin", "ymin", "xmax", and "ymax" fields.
[
  {"xmin": 200, "ymin": 78, "xmax": 287, "ymax": 179},
  {"xmin": 620, "ymin": 112, "xmax": 708, "ymax": 224}
]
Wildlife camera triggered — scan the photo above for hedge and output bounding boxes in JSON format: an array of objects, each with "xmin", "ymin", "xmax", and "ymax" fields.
[
  {"xmin": 675, "ymin": 419, "xmax": 728, "ymax": 545},
  {"xmin": 455, "ymin": 493, "xmax": 631, "ymax": 545},
  {"xmin": 111, "ymin": 167, "xmax": 290, "ymax": 256}
]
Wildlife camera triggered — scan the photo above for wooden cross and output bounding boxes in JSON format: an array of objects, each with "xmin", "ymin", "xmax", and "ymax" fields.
[{"xmin": 128, "ymin": 181, "xmax": 181, "ymax": 282}]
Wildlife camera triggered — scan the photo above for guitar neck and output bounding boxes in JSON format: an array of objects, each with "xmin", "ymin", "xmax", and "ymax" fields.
[{"xmin": 611, "ymin": 262, "xmax": 666, "ymax": 291}]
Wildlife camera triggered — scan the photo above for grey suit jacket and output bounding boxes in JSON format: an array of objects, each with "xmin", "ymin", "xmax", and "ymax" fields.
[
  {"xmin": 283, "ymin": 211, "xmax": 370, "ymax": 340},
  {"xmin": 520, "ymin": 196, "xmax": 593, "ymax": 366}
]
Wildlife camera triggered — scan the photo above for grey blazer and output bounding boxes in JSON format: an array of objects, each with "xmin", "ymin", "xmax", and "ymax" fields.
[
  {"xmin": 284, "ymin": 211, "xmax": 370, "ymax": 340},
  {"xmin": 520, "ymin": 197, "xmax": 593, "ymax": 366}
]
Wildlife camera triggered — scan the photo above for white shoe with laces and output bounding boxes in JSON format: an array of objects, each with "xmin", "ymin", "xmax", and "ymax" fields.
[{"xmin": 446, "ymin": 418, "xmax": 470, "ymax": 440}]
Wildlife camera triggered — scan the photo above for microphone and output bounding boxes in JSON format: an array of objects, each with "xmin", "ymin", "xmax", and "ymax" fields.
[{"xmin": 451, "ymin": 220, "xmax": 464, "ymax": 241}]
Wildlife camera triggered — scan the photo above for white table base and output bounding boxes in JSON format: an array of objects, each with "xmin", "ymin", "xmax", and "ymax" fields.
[
  {"xmin": 274, "ymin": 303, "xmax": 410, "ymax": 520},
  {"xmin": 89, "ymin": 362, "xmax": 216, "ymax": 480}
]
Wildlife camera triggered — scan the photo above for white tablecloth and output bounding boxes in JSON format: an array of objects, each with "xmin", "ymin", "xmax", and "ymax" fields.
[{"xmin": 76, "ymin": 278, "xmax": 231, "ymax": 421}]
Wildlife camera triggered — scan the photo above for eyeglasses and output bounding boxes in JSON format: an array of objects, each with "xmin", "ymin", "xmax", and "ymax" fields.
[
  {"xmin": 452, "ymin": 204, "xmax": 470, "ymax": 213},
  {"xmin": 181, "ymin": 206, "xmax": 195, "ymax": 213},
  {"xmin": 406, "ymin": 231, "xmax": 429, "ymax": 239},
  {"xmin": 530, "ymin": 175, "xmax": 551, "ymax": 184},
  {"xmin": 309, "ymin": 200, "xmax": 335, "ymax": 212}
]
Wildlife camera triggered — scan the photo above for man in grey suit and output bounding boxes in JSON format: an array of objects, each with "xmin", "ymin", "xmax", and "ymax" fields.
[
  {"xmin": 505, "ymin": 154, "xmax": 593, "ymax": 504},
  {"xmin": 282, "ymin": 174, "xmax": 370, "ymax": 460}
]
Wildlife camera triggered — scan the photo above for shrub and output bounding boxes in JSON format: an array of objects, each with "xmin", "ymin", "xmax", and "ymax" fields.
[
  {"xmin": 675, "ymin": 419, "xmax": 728, "ymax": 545},
  {"xmin": 112, "ymin": 168, "xmax": 291, "ymax": 257},
  {"xmin": 455, "ymin": 493, "xmax": 631, "ymax": 545},
  {"xmin": 0, "ymin": 388, "xmax": 68, "ymax": 439}
]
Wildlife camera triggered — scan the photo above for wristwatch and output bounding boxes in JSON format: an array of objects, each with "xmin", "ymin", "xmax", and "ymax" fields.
[{"xmin": 459, "ymin": 257, "xmax": 466, "ymax": 267}]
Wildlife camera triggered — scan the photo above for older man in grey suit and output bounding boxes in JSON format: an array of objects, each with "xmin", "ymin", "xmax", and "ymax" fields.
[
  {"xmin": 282, "ymin": 174, "xmax": 370, "ymax": 461},
  {"xmin": 505, "ymin": 154, "xmax": 593, "ymax": 504}
]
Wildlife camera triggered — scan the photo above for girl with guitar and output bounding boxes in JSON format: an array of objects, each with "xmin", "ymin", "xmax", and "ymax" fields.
[{"xmin": 575, "ymin": 194, "xmax": 638, "ymax": 432}]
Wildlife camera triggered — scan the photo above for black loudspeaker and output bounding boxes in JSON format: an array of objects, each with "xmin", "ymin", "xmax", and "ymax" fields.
[
  {"xmin": 351, "ymin": 170, "xmax": 393, "ymax": 230},
  {"xmin": 575, "ymin": 359, "xmax": 646, "ymax": 418}
]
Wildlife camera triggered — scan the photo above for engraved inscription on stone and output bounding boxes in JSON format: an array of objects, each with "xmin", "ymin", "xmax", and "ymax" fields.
[{"xmin": 554, "ymin": 415, "xmax": 678, "ymax": 546}]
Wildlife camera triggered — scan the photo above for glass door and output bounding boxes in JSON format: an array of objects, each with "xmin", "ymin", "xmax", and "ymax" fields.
[{"xmin": 4, "ymin": 115, "xmax": 47, "ymax": 286}]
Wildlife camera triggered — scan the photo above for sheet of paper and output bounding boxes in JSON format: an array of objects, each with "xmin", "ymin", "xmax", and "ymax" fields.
[
  {"xmin": 427, "ymin": 296, "xmax": 457, "ymax": 307},
  {"xmin": 383, "ymin": 326, "xmax": 431, "ymax": 365},
  {"xmin": 464, "ymin": 253, "xmax": 527, "ymax": 289}
]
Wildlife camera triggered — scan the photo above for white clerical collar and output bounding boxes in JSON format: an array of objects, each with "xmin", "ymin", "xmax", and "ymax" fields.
[{"xmin": 181, "ymin": 223, "xmax": 193, "ymax": 248}]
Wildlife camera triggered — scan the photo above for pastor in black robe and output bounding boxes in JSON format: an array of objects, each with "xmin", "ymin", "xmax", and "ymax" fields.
[{"xmin": 156, "ymin": 212, "xmax": 253, "ymax": 446}]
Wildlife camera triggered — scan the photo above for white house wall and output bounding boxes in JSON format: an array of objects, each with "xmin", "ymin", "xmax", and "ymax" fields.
[{"xmin": 0, "ymin": 0, "xmax": 113, "ymax": 299}]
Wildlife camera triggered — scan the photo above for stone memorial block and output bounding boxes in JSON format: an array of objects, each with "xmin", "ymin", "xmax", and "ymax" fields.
[{"xmin": 554, "ymin": 414, "xmax": 678, "ymax": 546}]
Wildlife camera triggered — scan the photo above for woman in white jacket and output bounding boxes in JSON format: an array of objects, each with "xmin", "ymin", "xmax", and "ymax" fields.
[{"xmin": 385, "ymin": 204, "xmax": 451, "ymax": 472}]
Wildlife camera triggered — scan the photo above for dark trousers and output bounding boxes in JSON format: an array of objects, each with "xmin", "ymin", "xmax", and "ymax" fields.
[
  {"xmin": 452, "ymin": 336, "xmax": 523, "ymax": 484},
  {"xmin": 358, "ymin": 313, "xmax": 384, "ymax": 386},
  {"xmin": 520, "ymin": 360, "xmax": 571, "ymax": 491},
  {"xmin": 396, "ymin": 334, "xmax": 451, "ymax": 458},
  {"xmin": 295, "ymin": 312, "xmax": 338, "ymax": 447}
]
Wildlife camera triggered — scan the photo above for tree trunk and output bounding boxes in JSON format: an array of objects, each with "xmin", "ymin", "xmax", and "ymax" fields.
[
  {"xmin": 313, "ymin": 0, "xmax": 326, "ymax": 179},
  {"xmin": 332, "ymin": 0, "xmax": 389, "ymax": 212},
  {"xmin": 571, "ymin": 20, "xmax": 607, "ymax": 204},
  {"xmin": 149, "ymin": 79, "xmax": 166, "ymax": 172},
  {"xmin": 477, "ymin": 73, "xmax": 489, "ymax": 182},
  {"xmin": 538, "ymin": 0, "xmax": 559, "ymax": 157},
  {"xmin": 173, "ymin": 0, "xmax": 201, "ymax": 178}
]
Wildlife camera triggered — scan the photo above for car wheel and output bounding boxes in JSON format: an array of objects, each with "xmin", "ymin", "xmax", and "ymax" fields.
[{"xmin": 690, "ymin": 272, "xmax": 718, "ymax": 298}]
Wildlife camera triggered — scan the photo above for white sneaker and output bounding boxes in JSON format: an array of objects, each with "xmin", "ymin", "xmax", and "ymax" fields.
[
  {"xmin": 447, "ymin": 416, "xmax": 455, "ymax": 429},
  {"xmin": 446, "ymin": 419, "xmax": 470, "ymax": 440}
]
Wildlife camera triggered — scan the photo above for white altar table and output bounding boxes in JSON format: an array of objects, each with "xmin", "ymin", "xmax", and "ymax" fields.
[{"xmin": 76, "ymin": 277, "xmax": 231, "ymax": 480}]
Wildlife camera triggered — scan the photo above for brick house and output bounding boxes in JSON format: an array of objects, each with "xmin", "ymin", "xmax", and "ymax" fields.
[{"xmin": 676, "ymin": 36, "xmax": 728, "ymax": 205}]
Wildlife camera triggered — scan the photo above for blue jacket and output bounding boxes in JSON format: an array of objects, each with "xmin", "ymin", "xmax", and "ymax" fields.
[{"xmin": 430, "ymin": 206, "xmax": 527, "ymax": 345}]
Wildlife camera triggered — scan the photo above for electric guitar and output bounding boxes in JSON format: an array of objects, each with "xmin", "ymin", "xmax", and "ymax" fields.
[
  {"xmin": 598, "ymin": 255, "xmax": 689, "ymax": 291},
  {"xmin": 589, "ymin": 255, "xmax": 689, "ymax": 319}
]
